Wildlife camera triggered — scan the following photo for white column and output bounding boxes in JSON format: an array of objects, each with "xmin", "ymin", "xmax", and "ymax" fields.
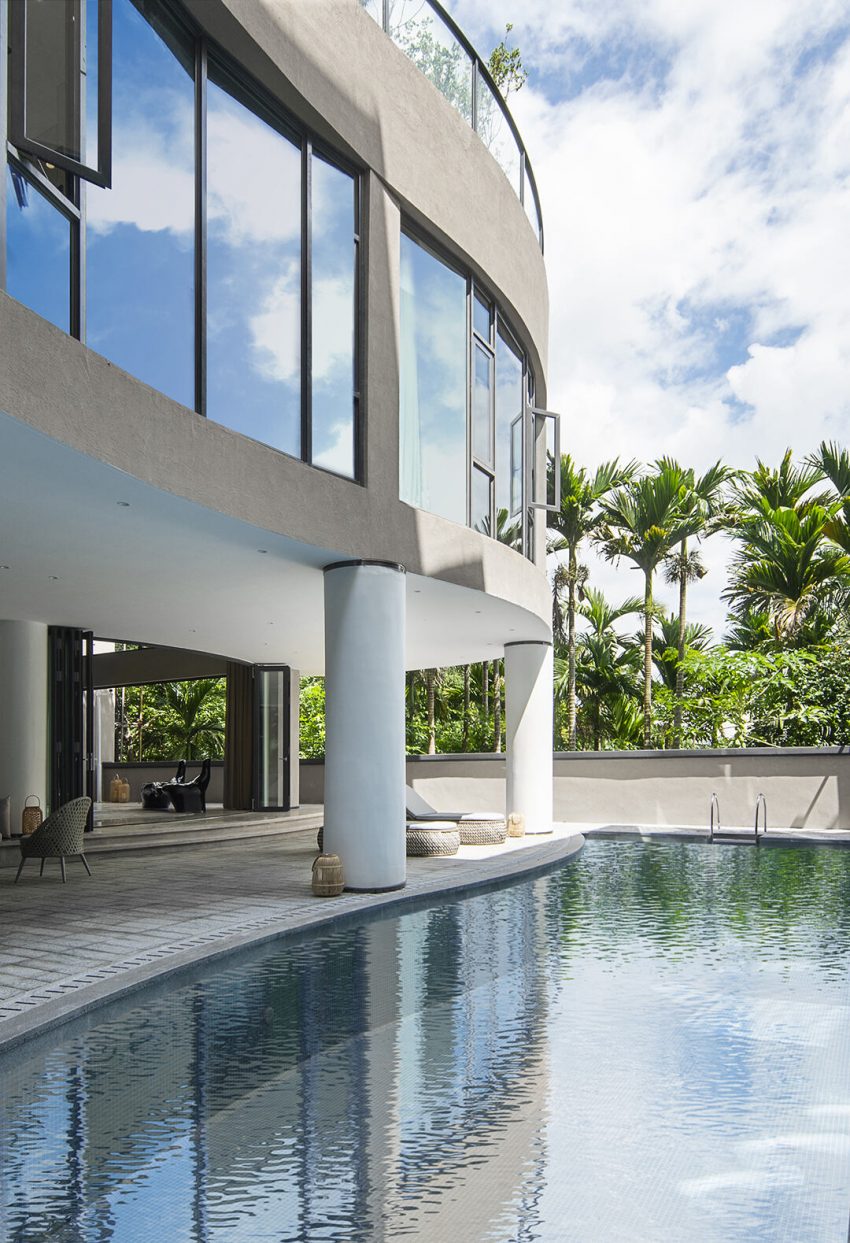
[
  {"xmin": 324, "ymin": 561, "xmax": 406, "ymax": 891},
  {"xmin": 0, "ymin": 621, "xmax": 48, "ymax": 828},
  {"xmin": 505, "ymin": 641, "xmax": 553, "ymax": 834}
]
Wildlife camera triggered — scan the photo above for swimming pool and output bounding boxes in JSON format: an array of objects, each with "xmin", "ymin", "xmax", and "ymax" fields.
[{"xmin": 2, "ymin": 839, "xmax": 850, "ymax": 1241}]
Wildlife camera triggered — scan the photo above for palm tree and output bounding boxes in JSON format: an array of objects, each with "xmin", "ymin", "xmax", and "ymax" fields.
[
  {"xmin": 659, "ymin": 458, "xmax": 734, "ymax": 746},
  {"xmin": 547, "ymin": 455, "xmax": 638, "ymax": 749},
  {"xmin": 737, "ymin": 448, "xmax": 825, "ymax": 512},
  {"xmin": 649, "ymin": 612, "xmax": 714, "ymax": 691},
  {"xmin": 595, "ymin": 464, "xmax": 705, "ymax": 746},
  {"xmin": 161, "ymin": 679, "xmax": 225, "ymax": 760},
  {"xmin": 808, "ymin": 441, "xmax": 850, "ymax": 554},
  {"xmin": 560, "ymin": 630, "xmax": 640, "ymax": 750},
  {"xmin": 724, "ymin": 501, "xmax": 850, "ymax": 645}
]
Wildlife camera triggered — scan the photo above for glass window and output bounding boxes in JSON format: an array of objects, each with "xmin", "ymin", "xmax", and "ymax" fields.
[
  {"xmin": 206, "ymin": 66, "xmax": 301, "ymax": 456},
  {"xmin": 311, "ymin": 155, "xmax": 356, "ymax": 478},
  {"xmin": 18, "ymin": 0, "xmax": 81, "ymax": 163},
  {"xmin": 10, "ymin": 0, "xmax": 110, "ymax": 185},
  {"xmin": 390, "ymin": 2, "xmax": 473, "ymax": 125},
  {"xmin": 86, "ymin": 0, "xmax": 194, "ymax": 408},
  {"xmin": 523, "ymin": 166, "xmax": 541, "ymax": 242},
  {"xmin": 5, "ymin": 166, "xmax": 71, "ymax": 332},
  {"xmin": 473, "ymin": 290, "xmax": 491, "ymax": 343},
  {"xmin": 399, "ymin": 233, "xmax": 467, "ymax": 525},
  {"xmin": 472, "ymin": 342, "xmax": 493, "ymax": 466},
  {"xmin": 471, "ymin": 466, "xmax": 492, "ymax": 536},
  {"xmin": 476, "ymin": 77, "xmax": 521, "ymax": 193},
  {"xmin": 495, "ymin": 327, "xmax": 523, "ymax": 549}
]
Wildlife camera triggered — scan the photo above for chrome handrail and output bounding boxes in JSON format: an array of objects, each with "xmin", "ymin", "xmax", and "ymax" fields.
[
  {"xmin": 709, "ymin": 792, "xmax": 720, "ymax": 842},
  {"xmin": 754, "ymin": 793, "xmax": 767, "ymax": 846}
]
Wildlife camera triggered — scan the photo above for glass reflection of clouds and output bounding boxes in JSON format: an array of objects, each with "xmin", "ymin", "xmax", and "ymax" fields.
[
  {"xmin": 400, "ymin": 233, "xmax": 467, "ymax": 525},
  {"xmin": 4, "ymin": 0, "xmax": 360, "ymax": 479},
  {"xmin": 5, "ymin": 167, "xmax": 71, "ymax": 333},
  {"xmin": 207, "ymin": 71, "xmax": 301, "ymax": 456},
  {"xmin": 86, "ymin": 0, "xmax": 195, "ymax": 410},
  {"xmin": 311, "ymin": 157, "xmax": 356, "ymax": 478}
]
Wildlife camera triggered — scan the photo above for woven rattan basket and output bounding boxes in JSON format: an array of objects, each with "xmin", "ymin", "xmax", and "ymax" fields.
[
  {"xmin": 406, "ymin": 825, "xmax": 461, "ymax": 857},
  {"xmin": 21, "ymin": 795, "xmax": 43, "ymax": 836},
  {"xmin": 458, "ymin": 817, "xmax": 507, "ymax": 846}
]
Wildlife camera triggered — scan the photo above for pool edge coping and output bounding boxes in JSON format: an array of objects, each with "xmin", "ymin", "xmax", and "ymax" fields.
[{"xmin": 0, "ymin": 832, "xmax": 584, "ymax": 1054}]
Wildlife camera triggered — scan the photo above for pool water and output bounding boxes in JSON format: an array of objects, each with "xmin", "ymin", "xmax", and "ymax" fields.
[{"xmin": 2, "ymin": 840, "xmax": 850, "ymax": 1241}]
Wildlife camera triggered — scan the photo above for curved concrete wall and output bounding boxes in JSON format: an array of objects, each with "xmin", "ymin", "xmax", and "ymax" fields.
[
  {"xmin": 185, "ymin": 0, "xmax": 548, "ymax": 380},
  {"xmin": 0, "ymin": 0, "xmax": 552, "ymax": 630}
]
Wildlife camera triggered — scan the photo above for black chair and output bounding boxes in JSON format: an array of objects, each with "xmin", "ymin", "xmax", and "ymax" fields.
[{"xmin": 166, "ymin": 759, "xmax": 211, "ymax": 814}]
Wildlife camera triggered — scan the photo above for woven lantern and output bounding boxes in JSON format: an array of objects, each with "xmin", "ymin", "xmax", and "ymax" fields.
[
  {"xmin": 312, "ymin": 852, "xmax": 344, "ymax": 897},
  {"xmin": 21, "ymin": 795, "xmax": 43, "ymax": 836}
]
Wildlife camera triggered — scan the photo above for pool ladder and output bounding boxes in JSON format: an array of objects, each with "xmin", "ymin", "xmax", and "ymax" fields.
[{"xmin": 708, "ymin": 792, "xmax": 767, "ymax": 846}]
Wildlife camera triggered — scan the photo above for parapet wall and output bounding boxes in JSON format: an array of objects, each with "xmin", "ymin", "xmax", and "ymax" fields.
[{"xmin": 301, "ymin": 748, "xmax": 850, "ymax": 831}]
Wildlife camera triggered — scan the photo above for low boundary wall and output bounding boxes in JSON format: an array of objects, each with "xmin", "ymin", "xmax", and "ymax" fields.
[{"xmin": 301, "ymin": 747, "xmax": 850, "ymax": 831}]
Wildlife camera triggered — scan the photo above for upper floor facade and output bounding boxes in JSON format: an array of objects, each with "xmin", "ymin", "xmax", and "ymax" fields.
[{"xmin": 0, "ymin": 0, "xmax": 553, "ymax": 634}]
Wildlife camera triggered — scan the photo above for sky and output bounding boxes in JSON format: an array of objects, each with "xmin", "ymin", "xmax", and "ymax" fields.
[{"xmin": 451, "ymin": 0, "xmax": 850, "ymax": 637}]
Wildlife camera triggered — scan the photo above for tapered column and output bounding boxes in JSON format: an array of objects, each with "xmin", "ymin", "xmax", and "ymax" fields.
[
  {"xmin": 324, "ymin": 561, "xmax": 406, "ymax": 891},
  {"xmin": 505, "ymin": 640, "xmax": 553, "ymax": 834},
  {"xmin": 0, "ymin": 621, "xmax": 48, "ymax": 825}
]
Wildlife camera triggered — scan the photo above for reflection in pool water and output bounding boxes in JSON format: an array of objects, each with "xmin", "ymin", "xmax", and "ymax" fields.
[{"xmin": 2, "ymin": 841, "xmax": 850, "ymax": 1241}]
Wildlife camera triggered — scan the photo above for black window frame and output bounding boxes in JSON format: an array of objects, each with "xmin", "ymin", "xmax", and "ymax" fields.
[
  {"xmin": 2, "ymin": 0, "xmax": 364, "ymax": 486},
  {"xmin": 400, "ymin": 220, "xmax": 540, "ymax": 560},
  {"xmin": 9, "ymin": 0, "xmax": 113, "ymax": 189}
]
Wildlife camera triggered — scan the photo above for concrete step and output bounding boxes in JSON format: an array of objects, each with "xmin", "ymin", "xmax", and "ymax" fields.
[{"xmin": 0, "ymin": 809, "xmax": 324, "ymax": 867}]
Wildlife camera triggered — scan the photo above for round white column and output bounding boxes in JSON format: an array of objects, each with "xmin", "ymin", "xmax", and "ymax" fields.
[
  {"xmin": 505, "ymin": 640, "xmax": 553, "ymax": 834},
  {"xmin": 324, "ymin": 561, "xmax": 406, "ymax": 891},
  {"xmin": 0, "ymin": 621, "xmax": 49, "ymax": 827}
]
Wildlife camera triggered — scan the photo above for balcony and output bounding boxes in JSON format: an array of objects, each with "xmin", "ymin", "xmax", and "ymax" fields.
[{"xmin": 361, "ymin": 0, "xmax": 544, "ymax": 249}]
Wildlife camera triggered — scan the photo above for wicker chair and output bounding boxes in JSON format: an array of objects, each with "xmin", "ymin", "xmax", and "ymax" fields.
[{"xmin": 15, "ymin": 796, "xmax": 93, "ymax": 884}]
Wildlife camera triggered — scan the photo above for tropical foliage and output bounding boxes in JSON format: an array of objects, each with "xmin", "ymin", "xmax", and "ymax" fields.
[
  {"xmin": 395, "ymin": 443, "xmax": 850, "ymax": 756},
  {"xmin": 114, "ymin": 678, "xmax": 226, "ymax": 763}
]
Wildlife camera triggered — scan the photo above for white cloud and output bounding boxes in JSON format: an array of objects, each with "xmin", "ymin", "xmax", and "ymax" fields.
[
  {"xmin": 249, "ymin": 263, "xmax": 301, "ymax": 383},
  {"xmin": 451, "ymin": 0, "xmax": 850, "ymax": 630}
]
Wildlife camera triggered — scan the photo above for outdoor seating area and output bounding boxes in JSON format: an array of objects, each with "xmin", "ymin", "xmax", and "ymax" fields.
[
  {"xmin": 139, "ymin": 759, "xmax": 212, "ymax": 814},
  {"xmin": 405, "ymin": 784, "xmax": 508, "ymax": 847}
]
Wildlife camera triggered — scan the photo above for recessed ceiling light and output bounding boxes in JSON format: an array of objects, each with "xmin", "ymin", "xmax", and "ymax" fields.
[
  {"xmin": 257, "ymin": 549, "xmax": 268, "ymax": 554},
  {"xmin": 0, "ymin": 565, "xmax": 9, "ymax": 571},
  {"xmin": 49, "ymin": 575, "xmax": 59, "ymax": 581},
  {"xmin": 117, "ymin": 501, "xmax": 130, "ymax": 508}
]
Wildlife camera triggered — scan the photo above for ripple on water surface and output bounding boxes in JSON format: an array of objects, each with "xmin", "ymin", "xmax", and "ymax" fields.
[{"xmin": 2, "ymin": 840, "xmax": 850, "ymax": 1241}]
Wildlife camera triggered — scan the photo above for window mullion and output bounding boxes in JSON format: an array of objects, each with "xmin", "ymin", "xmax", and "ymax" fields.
[
  {"xmin": 302, "ymin": 139, "xmax": 312, "ymax": 464},
  {"xmin": 195, "ymin": 37, "xmax": 207, "ymax": 416}
]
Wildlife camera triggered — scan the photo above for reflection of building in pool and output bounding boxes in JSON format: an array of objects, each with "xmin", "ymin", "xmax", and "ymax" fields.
[
  {"xmin": 0, "ymin": 0, "xmax": 555, "ymax": 888},
  {"xmin": 0, "ymin": 885, "xmax": 552, "ymax": 1237}
]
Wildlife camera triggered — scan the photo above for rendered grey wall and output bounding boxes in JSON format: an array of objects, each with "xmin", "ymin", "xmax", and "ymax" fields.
[{"xmin": 302, "ymin": 750, "xmax": 850, "ymax": 831}]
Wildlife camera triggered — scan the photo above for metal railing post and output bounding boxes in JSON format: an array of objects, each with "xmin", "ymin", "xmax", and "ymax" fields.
[{"xmin": 709, "ymin": 792, "xmax": 719, "ymax": 842}]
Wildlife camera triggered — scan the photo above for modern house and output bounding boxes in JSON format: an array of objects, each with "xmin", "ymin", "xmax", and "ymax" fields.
[{"xmin": 0, "ymin": 0, "xmax": 555, "ymax": 890}]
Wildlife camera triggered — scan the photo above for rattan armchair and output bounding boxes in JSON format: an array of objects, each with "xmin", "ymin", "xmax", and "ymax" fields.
[{"xmin": 15, "ymin": 796, "xmax": 93, "ymax": 884}]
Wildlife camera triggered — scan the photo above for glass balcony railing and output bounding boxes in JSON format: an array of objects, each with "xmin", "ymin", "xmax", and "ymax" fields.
[{"xmin": 362, "ymin": 0, "xmax": 544, "ymax": 250}]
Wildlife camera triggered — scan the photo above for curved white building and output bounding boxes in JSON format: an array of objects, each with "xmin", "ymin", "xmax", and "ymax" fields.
[{"xmin": 0, "ymin": 0, "xmax": 556, "ymax": 889}]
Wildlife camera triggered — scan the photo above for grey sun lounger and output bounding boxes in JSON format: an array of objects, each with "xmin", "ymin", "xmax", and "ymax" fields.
[{"xmin": 405, "ymin": 784, "xmax": 503, "ymax": 823}]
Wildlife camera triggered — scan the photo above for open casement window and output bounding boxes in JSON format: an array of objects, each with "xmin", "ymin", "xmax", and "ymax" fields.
[
  {"xmin": 525, "ymin": 406, "xmax": 561, "ymax": 512},
  {"xmin": 9, "ymin": 0, "xmax": 112, "ymax": 188}
]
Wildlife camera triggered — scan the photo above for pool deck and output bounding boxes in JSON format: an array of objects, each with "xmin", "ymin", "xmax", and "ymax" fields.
[{"xmin": 0, "ymin": 820, "xmax": 583, "ymax": 1052}]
